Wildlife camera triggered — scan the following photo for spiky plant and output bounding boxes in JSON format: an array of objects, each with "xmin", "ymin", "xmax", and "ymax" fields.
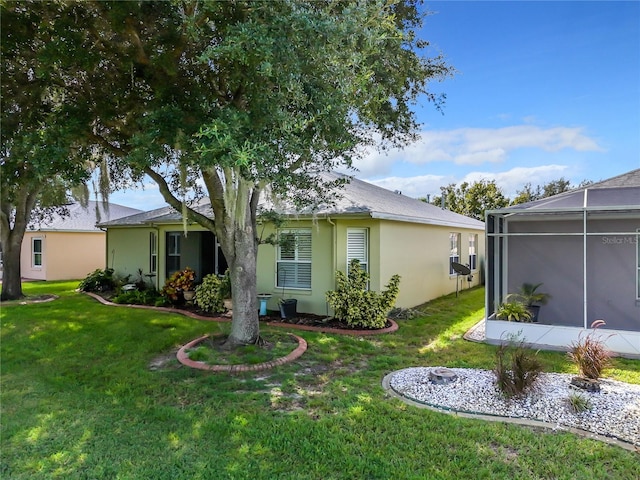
[{"xmin": 567, "ymin": 320, "xmax": 612, "ymax": 380}]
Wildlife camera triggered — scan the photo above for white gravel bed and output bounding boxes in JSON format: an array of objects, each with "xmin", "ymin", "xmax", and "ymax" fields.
[{"xmin": 389, "ymin": 367, "xmax": 640, "ymax": 447}]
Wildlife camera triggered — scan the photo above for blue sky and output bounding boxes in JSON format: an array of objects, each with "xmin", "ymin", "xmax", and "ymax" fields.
[{"xmin": 110, "ymin": 1, "xmax": 640, "ymax": 210}]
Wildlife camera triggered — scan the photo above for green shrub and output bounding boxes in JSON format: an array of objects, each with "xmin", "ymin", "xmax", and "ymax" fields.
[
  {"xmin": 495, "ymin": 301, "xmax": 532, "ymax": 322},
  {"xmin": 78, "ymin": 268, "xmax": 116, "ymax": 292},
  {"xmin": 194, "ymin": 274, "xmax": 226, "ymax": 313},
  {"xmin": 567, "ymin": 320, "xmax": 612, "ymax": 380},
  {"xmin": 494, "ymin": 335, "xmax": 542, "ymax": 398},
  {"xmin": 112, "ymin": 288, "xmax": 162, "ymax": 306},
  {"xmin": 326, "ymin": 259, "xmax": 400, "ymax": 329}
]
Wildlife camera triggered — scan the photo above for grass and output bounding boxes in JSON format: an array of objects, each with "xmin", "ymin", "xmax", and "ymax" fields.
[
  {"xmin": 186, "ymin": 332, "xmax": 299, "ymax": 365},
  {"xmin": 2, "ymin": 281, "xmax": 639, "ymax": 479}
]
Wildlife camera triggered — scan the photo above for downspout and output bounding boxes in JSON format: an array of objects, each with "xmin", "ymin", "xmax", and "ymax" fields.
[
  {"xmin": 326, "ymin": 216, "xmax": 336, "ymax": 317},
  {"xmin": 151, "ymin": 224, "xmax": 160, "ymax": 291},
  {"xmin": 583, "ymin": 189, "xmax": 588, "ymax": 329},
  {"xmin": 99, "ymin": 226, "xmax": 109, "ymax": 269}
]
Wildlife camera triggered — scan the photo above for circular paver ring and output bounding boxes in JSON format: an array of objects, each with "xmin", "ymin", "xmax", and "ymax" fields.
[{"xmin": 177, "ymin": 333, "xmax": 307, "ymax": 372}]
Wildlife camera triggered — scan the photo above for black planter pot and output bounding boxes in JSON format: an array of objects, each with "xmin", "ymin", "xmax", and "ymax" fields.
[
  {"xmin": 527, "ymin": 305, "xmax": 540, "ymax": 323},
  {"xmin": 279, "ymin": 299, "xmax": 298, "ymax": 319}
]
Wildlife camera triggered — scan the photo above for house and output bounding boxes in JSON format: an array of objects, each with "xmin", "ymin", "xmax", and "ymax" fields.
[
  {"xmin": 100, "ymin": 174, "xmax": 485, "ymax": 315},
  {"xmin": 20, "ymin": 201, "xmax": 142, "ymax": 281},
  {"xmin": 485, "ymin": 168, "xmax": 640, "ymax": 357}
]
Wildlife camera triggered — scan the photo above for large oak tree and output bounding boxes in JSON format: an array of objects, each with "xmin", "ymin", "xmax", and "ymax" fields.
[{"xmin": 4, "ymin": 1, "xmax": 452, "ymax": 344}]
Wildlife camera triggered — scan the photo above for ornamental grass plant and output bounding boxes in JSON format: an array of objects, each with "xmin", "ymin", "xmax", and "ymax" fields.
[{"xmin": 567, "ymin": 320, "xmax": 613, "ymax": 380}]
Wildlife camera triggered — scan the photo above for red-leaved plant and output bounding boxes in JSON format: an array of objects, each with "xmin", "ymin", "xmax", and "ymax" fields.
[{"xmin": 567, "ymin": 320, "xmax": 612, "ymax": 380}]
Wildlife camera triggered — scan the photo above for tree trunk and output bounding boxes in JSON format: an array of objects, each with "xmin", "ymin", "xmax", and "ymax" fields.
[
  {"xmin": 224, "ymin": 211, "xmax": 260, "ymax": 346},
  {"xmin": 0, "ymin": 234, "xmax": 25, "ymax": 301}
]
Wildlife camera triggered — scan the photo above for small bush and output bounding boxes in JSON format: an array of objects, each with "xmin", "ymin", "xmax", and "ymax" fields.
[
  {"xmin": 494, "ymin": 335, "xmax": 542, "ymax": 398},
  {"xmin": 495, "ymin": 301, "xmax": 532, "ymax": 322},
  {"xmin": 78, "ymin": 268, "xmax": 116, "ymax": 292},
  {"xmin": 567, "ymin": 320, "xmax": 612, "ymax": 380},
  {"xmin": 161, "ymin": 267, "xmax": 196, "ymax": 303},
  {"xmin": 112, "ymin": 288, "xmax": 162, "ymax": 306},
  {"xmin": 566, "ymin": 392, "xmax": 592, "ymax": 414},
  {"xmin": 194, "ymin": 274, "xmax": 226, "ymax": 313},
  {"xmin": 326, "ymin": 259, "xmax": 400, "ymax": 329}
]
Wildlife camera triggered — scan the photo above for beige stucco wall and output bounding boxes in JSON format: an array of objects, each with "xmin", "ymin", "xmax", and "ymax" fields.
[
  {"xmin": 107, "ymin": 226, "xmax": 158, "ymax": 285},
  {"xmin": 21, "ymin": 231, "xmax": 107, "ymax": 281},
  {"xmin": 256, "ymin": 217, "xmax": 484, "ymax": 315},
  {"xmin": 105, "ymin": 217, "xmax": 484, "ymax": 316},
  {"xmin": 378, "ymin": 220, "xmax": 484, "ymax": 309},
  {"xmin": 256, "ymin": 219, "xmax": 335, "ymax": 315}
]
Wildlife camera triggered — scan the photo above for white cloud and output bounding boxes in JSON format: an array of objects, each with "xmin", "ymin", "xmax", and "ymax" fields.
[
  {"xmin": 367, "ymin": 174, "xmax": 452, "ymax": 199},
  {"xmin": 365, "ymin": 164, "xmax": 570, "ymax": 200},
  {"xmin": 353, "ymin": 125, "xmax": 603, "ymax": 176},
  {"xmin": 461, "ymin": 164, "xmax": 569, "ymax": 197}
]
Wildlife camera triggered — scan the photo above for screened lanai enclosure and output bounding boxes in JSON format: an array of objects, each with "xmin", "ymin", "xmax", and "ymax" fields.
[{"xmin": 485, "ymin": 169, "xmax": 640, "ymax": 357}]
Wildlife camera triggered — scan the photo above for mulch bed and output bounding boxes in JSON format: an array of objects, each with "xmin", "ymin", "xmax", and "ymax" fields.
[{"xmin": 86, "ymin": 291, "xmax": 397, "ymax": 334}]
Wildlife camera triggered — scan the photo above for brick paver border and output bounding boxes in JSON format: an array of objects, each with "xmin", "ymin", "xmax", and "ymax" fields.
[{"xmin": 177, "ymin": 333, "xmax": 307, "ymax": 372}]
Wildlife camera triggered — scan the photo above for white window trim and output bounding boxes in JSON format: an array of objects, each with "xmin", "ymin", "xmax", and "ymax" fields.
[
  {"xmin": 276, "ymin": 228, "xmax": 312, "ymax": 290},
  {"xmin": 149, "ymin": 232, "xmax": 157, "ymax": 274},
  {"xmin": 449, "ymin": 232, "xmax": 461, "ymax": 275},
  {"xmin": 347, "ymin": 228, "xmax": 369, "ymax": 273},
  {"xmin": 32, "ymin": 237, "xmax": 43, "ymax": 268},
  {"xmin": 167, "ymin": 232, "xmax": 181, "ymax": 274},
  {"xmin": 469, "ymin": 233, "xmax": 478, "ymax": 272}
]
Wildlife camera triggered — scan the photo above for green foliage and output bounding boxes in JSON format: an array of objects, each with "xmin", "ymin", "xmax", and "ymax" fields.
[
  {"xmin": 567, "ymin": 321, "xmax": 612, "ymax": 380},
  {"xmin": 431, "ymin": 180, "xmax": 509, "ymax": 220},
  {"xmin": 112, "ymin": 288, "xmax": 162, "ymax": 306},
  {"xmin": 78, "ymin": 268, "xmax": 116, "ymax": 292},
  {"xmin": 494, "ymin": 335, "xmax": 543, "ymax": 398},
  {"xmin": 495, "ymin": 301, "xmax": 532, "ymax": 322},
  {"xmin": 326, "ymin": 259, "xmax": 400, "ymax": 329},
  {"xmin": 566, "ymin": 392, "xmax": 593, "ymax": 414},
  {"xmin": 194, "ymin": 274, "xmax": 226, "ymax": 314},
  {"xmin": 3, "ymin": 0, "xmax": 455, "ymax": 340},
  {"xmin": 160, "ymin": 267, "xmax": 196, "ymax": 303},
  {"xmin": 506, "ymin": 282, "xmax": 551, "ymax": 306}
]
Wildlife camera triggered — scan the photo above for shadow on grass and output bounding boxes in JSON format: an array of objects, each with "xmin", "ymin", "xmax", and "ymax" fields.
[{"xmin": 2, "ymin": 283, "xmax": 639, "ymax": 479}]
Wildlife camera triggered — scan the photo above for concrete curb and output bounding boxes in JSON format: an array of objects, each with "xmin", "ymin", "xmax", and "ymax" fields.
[{"xmin": 381, "ymin": 371, "xmax": 639, "ymax": 453}]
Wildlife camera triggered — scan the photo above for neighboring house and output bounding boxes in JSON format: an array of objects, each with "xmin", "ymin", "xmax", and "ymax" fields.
[
  {"xmin": 99, "ymin": 173, "xmax": 485, "ymax": 315},
  {"xmin": 21, "ymin": 201, "xmax": 142, "ymax": 281},
  {"xmin": 485, "ymin": 168, "xmax": 640, "ymax": 357}
]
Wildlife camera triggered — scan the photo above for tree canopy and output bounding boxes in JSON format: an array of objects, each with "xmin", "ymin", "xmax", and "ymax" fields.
[
  {"xmin": 3, "ymin": 1, "xmax": 453, "ymax": 343},
  {"xmin": 431, "ymin": 180, "xmax": 509, "ymax": 220},
  {"xmin": 1, "ymin": 2, "xmax": 102, "ymax": 299}
]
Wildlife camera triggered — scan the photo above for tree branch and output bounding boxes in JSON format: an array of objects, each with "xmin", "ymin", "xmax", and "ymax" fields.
[{"xmin": 143, "ymin": 166, "xmax": 216, "ymax": 232}]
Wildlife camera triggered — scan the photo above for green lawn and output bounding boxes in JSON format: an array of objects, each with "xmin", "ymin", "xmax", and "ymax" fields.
[{"xmin": 2, "ymin": 281, "xmax": 638, "ymax": 479}]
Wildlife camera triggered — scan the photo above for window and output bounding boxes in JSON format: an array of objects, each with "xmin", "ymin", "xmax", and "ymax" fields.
[
  {"xmin": 32, "ymin": 237, "xmax": 43, "ymax": 267},
  {"xmin": 449, "ymin": 232, "xmax": 461, "ymax": 275},
  {"xmin": 468, "ymin": 233, "xmax": 478, "ymax": 271},
  {"xmin": 167, "ymin": 232, "xmax": 181, "ymax": 275},
  {"xmin": 347, "ymin": 228, "xmax": 369, "ymax": 272},
  {"xmin": 277, "ymin": 229, "xmax": 311, "ymax": 289},
  {"xmin": 149, "ymin": 232, "xmax": 157, "ymax": 274}
]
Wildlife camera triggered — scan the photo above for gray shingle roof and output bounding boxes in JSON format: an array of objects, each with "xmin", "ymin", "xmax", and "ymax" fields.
[
  {"xmin": 497, "ymin": 168, "xmax": 640, "ymax": 212},
  {"xmin": 100, "ymin": 173, "xmax": 484, "ymax": 230},
  {"xmin": 28, "ymin": 201, "xmax": 142, "ymax": 232}
]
